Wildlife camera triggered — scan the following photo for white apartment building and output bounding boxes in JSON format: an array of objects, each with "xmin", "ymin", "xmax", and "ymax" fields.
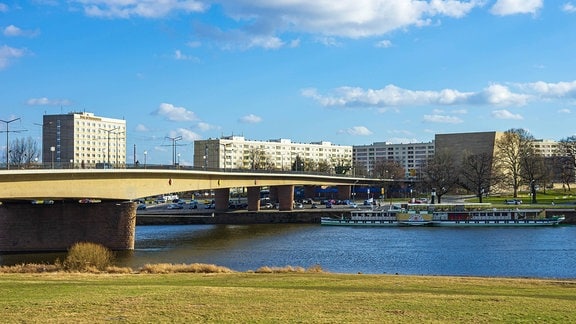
[
  {"xmin": 531, "ymin": 139, "xmax": 559, "ymax": 157},
  {"xmin": 42, "ymin": 112, "xmax": 126, "ymax": 168},
  {"xmin": 193, "ymin": 136, "xmax": 352, "ymax": 172},
  {"xmin": 353, "ymin": 141, "xmax": 435, "ymax": 178}
]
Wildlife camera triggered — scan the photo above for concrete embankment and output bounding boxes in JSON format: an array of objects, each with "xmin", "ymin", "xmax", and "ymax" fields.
[
  {"xmin": 136, "ymin": 210, "xmax": 347, "ymax": 225},
  {"xmin": 137, "ymin": 208, "xmax": 576, "ymax": 226}
]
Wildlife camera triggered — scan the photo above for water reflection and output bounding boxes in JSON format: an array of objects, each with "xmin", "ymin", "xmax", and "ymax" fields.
[{"xmin": 2, "ymin": 224, "xmax": 576, "ymax": 278}]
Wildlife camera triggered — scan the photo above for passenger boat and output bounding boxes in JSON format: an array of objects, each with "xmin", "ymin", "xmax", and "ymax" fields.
[
  {"xmin": 320, "ymin": 205, "xmax": 401, "ymax": 226},
  {"xmin": 407, "ymin": 203, "xmax": 565, "ymax": 227}
]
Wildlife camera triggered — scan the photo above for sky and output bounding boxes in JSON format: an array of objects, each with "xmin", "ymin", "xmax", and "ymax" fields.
[{"xmin": 1, "ymin": 0, "xmax": 576, "ymax": 166}]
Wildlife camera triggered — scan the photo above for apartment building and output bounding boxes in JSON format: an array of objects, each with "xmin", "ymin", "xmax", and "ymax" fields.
[
  {"xmin": 193, "ymin": 136, "xmax": 352, "ymax": 172},
  {"xmin": 42, "ymin": 112, "xmax": 126, "ymax": 168},
  {"xmin": 353, "ymin": 141, "xmax": 436, "ymax": 178}
]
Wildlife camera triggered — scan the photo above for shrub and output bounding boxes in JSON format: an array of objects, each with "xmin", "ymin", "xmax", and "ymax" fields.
[{"xmin": 63, "ymin": 242, "xmax": 114, "ymax": 272}]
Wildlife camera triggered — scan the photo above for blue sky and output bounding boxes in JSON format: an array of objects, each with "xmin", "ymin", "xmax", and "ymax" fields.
[{"xmin": 2, "ymin": 0, "xmax": 576, "ymax": 166}]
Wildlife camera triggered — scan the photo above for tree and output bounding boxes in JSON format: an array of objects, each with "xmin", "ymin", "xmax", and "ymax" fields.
[
  {"xmin": 558, "ymin": 136, "xmax": 576, "ymax": 190},
  {"xmin": 459, "ymin": 152, "xmax": 497, "ymax": 203},
  {"xmin": 422, "ymin": 149, "xmax": 459, "ymax": 204},
  {"xmin": 317, "ymin": 160, "xmax": 332, "ymax": 174},
  {"xmin": 9, "ymin": 136, "xmax": 40, "ymax": 168},
  {"xmin": 372, "ymin": 159, "xmax": 405, "ymax": 179},
  {"xmin": 495, "ymin": 128, "xmax": 534, "ymax": 198},
  {"xmin": 519, "ymin": 149, "xmax": 547, "ymax": 204},
  {"xmin": 250, "ymin": 149, "xmax": 275, "ymax": 170},
  {"xmin": 291, "ymin": 155, "xmax": 305, "ymax": 172}
]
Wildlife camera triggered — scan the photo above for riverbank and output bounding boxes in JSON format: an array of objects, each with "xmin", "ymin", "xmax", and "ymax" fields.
[
  {"xmin": 136, "ymin": 208, "xmax": 576, "ymax": 225},
  {"xmin": 1, "ymin": 272, "xmax": 574, "ymax": 322}
]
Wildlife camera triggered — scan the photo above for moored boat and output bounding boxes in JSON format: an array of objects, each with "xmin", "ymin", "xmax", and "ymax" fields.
[{"xmin": 320, "ymin": 205, "xmax": 401, "ymax": 226}]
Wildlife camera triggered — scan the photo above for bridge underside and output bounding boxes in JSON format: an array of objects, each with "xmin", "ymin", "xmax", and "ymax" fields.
[{"xmin": 0, "ymin": 200, "xmax": 136, "ymax": 252}]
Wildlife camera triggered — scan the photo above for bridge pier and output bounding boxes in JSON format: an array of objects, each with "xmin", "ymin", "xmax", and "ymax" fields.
[
  {"xmin": 0, "ymin": 200, "xmax": 136, "ymax": 252},
  {"xmin": 277, "ymin": 185, "xmax": 294, "ymax": 211},
  {"xmin": 247, "ymin": 187, "xmax": 261, "ymax": 211},
  {"xmin": 214, "ymin": 188, "xmax": 230, "ymax": 211},
  {"xmin": 337, "ymin": 185, "xmax": 352, "ymax": 201}
]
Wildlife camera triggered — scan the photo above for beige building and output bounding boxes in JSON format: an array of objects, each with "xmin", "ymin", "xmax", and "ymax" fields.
[
  {"xmin": 353, "ymin": 141, "xmax": 435, "ymax": 178},
  {"xmin": 193, "ymin": 136, "xmax": 352, "ymax": 172},
  {"xmin": 42, "ymin": 112, "xmax": 126, "ymax": 168}
]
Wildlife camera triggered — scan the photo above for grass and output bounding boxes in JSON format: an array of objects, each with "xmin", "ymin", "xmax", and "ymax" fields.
[{"xmin": 0, "ymin": 271, "xmax": 574, "ymax": 322}]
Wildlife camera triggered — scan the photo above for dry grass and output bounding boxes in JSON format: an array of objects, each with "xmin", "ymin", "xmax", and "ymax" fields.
[
  {"xmin": 255, "ymin": 264, "xmax": 324, "ymax": 273},
  {"xmin": 139, "ymin": 263, "xmax": 234, "ymax": 274}
]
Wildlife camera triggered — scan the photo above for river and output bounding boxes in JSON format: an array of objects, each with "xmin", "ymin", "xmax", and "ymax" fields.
[{"xmin": 3, "ymin": 224, "xmax": 574, "ymax": 278}]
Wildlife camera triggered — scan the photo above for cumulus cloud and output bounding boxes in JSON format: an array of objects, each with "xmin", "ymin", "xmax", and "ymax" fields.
[
  {"xmin": 73, "ymin": 0, "xmax": 205, "ymax": 19},
  {"xmin": 173, "ymin": 50, "xmax": 198, "ymax": 61},
  {"xmin": 491, "ymin": 109, "xmax": 523, "ymax": 120},
  {"xmin": 71, "ymin": 1, "xmax": 484, "ymax": 49},
  {"xmin": 154, "ymin": 103, "xmax": 198, "ymax": 122},
  {"xmin": 170, "ymin": 128, "xmax": 201, "ymax": 142},
  {"xmin": 3, "ymin": 25, "xmax": 39, "ymax": 37},
  {"xmin": 338, "ymin": 126, "xmax": 373, "ymax": 136},
  {"xmin": 135, "ymin": 124, "xmax": 149, "ymax": 132},
  {"xmin": 563, "ymin": 3, "xmax": 576, "ymax": 13},
  {"xmin": 239, "ymin": 114, "xmax": 262, "ymax": 123},
  {"xmin": 558, "ymin": 108, "xmax": 571, "ymax": 114},
  {"xmin": 0, "ymin": 45, "xmax": 26, "ymax": 69},
  {"xmin": 302, "ymin": 80, "xmax": 576, "ymax": 109},
  {"xmin": 26, "ymin": 97, "xmax": 72, "ymax": 106},
  {"xmin": 375, "ymin": 39, "xmax": 392, "ymax": 48},
  {"xmin": 490, "ymin": 0, "xmax": 542, "ymax": 16},
  {"xmin": 197, "ymin": 122, "xmax": 218, "ymax": 132},
  {"xmin": 423, "ymin": 114, "xmax": 463, "ymax": 124}
]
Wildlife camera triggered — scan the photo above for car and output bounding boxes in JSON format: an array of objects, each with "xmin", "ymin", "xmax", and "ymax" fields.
[
  {"xmin": 167, "ymin": 203, "xmax": 183, "ymax": 209},
  {"xmin": 294, "ymin": 203, "xmax": 304, "ymax": 209},
  {"xmin": 504, "ymin": 199, "xmax": 522, "ymax": 205},
  {"xmin": 204, "ymin": 203, "xmax": 215, "ymax": 209},
  {"xmin": 189, "ymin": 200, "xmax": 198, "ymax": 209},
  {"xmin": 137, "ymin": 203, "xmax": 147, "ymax": 210}
]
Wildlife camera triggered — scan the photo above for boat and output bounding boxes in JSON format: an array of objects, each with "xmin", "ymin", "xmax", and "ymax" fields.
[
  {"xmin": 410, "ymin": 203, "xmax": 565, "ymax": 227},
  {"xmin": 320, "ymin": 205, "xmax": 401, "ymax": 226}
]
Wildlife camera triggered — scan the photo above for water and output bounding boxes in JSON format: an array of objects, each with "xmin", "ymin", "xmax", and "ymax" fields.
[{"xmin": 2, "ymin": 224, "xmax": 575, "ymax": 279}]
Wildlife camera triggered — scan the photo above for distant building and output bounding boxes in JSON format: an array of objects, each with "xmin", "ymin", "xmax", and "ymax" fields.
[
  {"xmin": 193, "ymin": 136, "xmax": 352, "ymax": 172},
  {"xmin": 435, "ymin": 131, "xmax": 502, "ymax": 160},
  {"xmin": 353, "ymin": 141, "xmax": 435, "ymax": 178},
  {"xmin": 42, "ymin": 112, "xmax": 126, "ymax": 168}
]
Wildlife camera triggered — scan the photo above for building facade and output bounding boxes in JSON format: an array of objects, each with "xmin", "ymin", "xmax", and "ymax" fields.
[
  {"xmin": 42, "ymin": 112, "xmax": 126, "ymax": 168},
  {"xmin": 353, "ymin": 141, "xmax": 436, "ymax": 178},
  {"xmin": 193, "ymin": 136, "xmax": 352, "ymax": 172}
]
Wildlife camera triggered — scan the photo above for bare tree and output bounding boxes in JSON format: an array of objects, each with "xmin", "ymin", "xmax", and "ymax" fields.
[
  {"xmin": 9, "ymin": 137, "xmax": 40, "ymax": 168},
  {"xmin": 317, "ymin": 160, "xmax": 332, "ymax": 174},
  {"xmin": 558, "ymin": 136, "xmax": 576, "ymax": 190},
  {"xmin": 459, "ymin": 152, "xmax": 498, "ymax": 203},
  {"xmin": 422, "ymin": 149, "xmax": 459, "ymax": 203},
  {"xmin": 372, "ymin": 159, "xmax": 405, "ymax": 179},
  {"xmin": 520, "ymin": 147, "xmax": 547, "ymax": 204},
  {"xmin": 495, "ymin": 128, "xmax": 534, "ymax": 198},
  {"xmin": 250, "ymin": 149, "xmax": 275, "ymax": 170}
]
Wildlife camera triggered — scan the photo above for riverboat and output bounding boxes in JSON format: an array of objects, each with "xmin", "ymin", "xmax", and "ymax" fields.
[
  {"xmin": 406, "ymin": 203, "xmax": 565, "ymax": 227},
  {"xmin": 320, "ymin": 206, "xmax": 401, "ymax": 226}
]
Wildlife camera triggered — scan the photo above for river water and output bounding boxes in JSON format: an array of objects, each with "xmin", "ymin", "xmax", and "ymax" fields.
[{"xmin": 2, "ymin": 224, "xmax": 575, "ymax": 279}]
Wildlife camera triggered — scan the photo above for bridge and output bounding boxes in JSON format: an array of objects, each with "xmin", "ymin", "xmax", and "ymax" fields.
[{"xmin": 0, "ymin": 168, "xmax": 387, "ymax": 252}]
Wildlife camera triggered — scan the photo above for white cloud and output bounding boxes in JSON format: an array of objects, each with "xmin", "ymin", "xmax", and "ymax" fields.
[
  {"xmin": 491, "ymin": 109, "xmax": 523, "ymax": 120},
  {"xmin": 375, "ymin": 39, "xmax": 392, "ymax": 48},
  {"xmin": 490, "ymin": 0, "xmax": 542, "ymax": 16},
  {"xmin": 197, "ymin": 122, "xmax": 218, "ymax": 132},
  {"xmin": 558, "ymin": 108, "xmax": 571, "ymax": 114},
  {"xmin": 3, "ymin": 25, "xmax": 39, "ymax": 37},
  {"xmin": 563, "ymin": 3, "xmax": 576, "ymax": 13},
  {"xmin": 171, "ymin": 128, "xmax": 201, "ymax": 142},
  {"xmin": 0, "ymin": 45, "xmax": 26, "ymax": 69},
  {"xmin": 154, "ymin": 103, "xmax": 198, "ymax": 122},
  {"xmin": 74, "ymin": 0, "xmax": 206, "ymax": 19},
  {"xmin": 302, "ymin": 80, "xmax": 576, "ymax": 108},
  {"xmin": 173, "ymin": 50, "xmax": 197, "ymax": 61},
  {"xmin": 423, "ymin": 114, "xmax": 463, "ymax": 124},
  {"xmin": 135, "ymin": 124, "xmax": 149, "ymax": 132},
  {"xmin": 338, "ymin": 126, "xmax": 373, "ymax": 136},
  {"xmin": 26, "ymin": 97, "xmax": 72, "ymax": 106},
  {"xmin": 239, "ymin": 114, "xmax": 262, "ymax": 123}
]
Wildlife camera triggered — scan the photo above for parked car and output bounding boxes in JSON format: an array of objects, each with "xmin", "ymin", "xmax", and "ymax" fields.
[
  {"xmin": 137, "ymin": 203, "xmax": 147, "ymax": 210},
  {"xmin": 504, "ymin": 199, "xmax": 522, "ymax": 205},
  {"xmin": 189, "ymin": 200, "xmax": 198, "ymax": 209},
  {"xmin": 167, "ymin": 203, "xmax": 183, "ymax": 209}
]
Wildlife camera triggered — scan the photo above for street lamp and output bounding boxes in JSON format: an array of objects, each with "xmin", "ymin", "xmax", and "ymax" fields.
[
  {"xmin": 144, "ymin": 151, "xmax": 147, "ymax": 169},
  {"xmin": 0, "ymin": 117, "xmax": 21, "ymax": 170},
  {"xmin": 177, "ymin": 153, "xmax": 181, "ymax": 168},
  {"xmin": 50, "ymin": 146, "xmax": 55, "ymax": 169},
  {"xmin": 100, "ymin": 127, "xmax": 119, "ymax": 166}
]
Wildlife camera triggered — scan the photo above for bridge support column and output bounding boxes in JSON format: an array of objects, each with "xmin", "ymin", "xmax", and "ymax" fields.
[
  {"xmin": 214, "ymin": 188, "xmax": 230, "ymax": 211},
  {"xmin": 269, "ymin": 186, "xmax": 278, "ymax": 204},
  {"xmin": 304, "ymin": 185, "xmax": 316, "ymax": 200},
  {"xmin": 0, "ymin": 200, "xmax": 136, "ymax": 252},
  {"xmin": 337, "ymin": 185, "xmax": 351, "ymax": 201},
  {"xmin": 277, "ymin": 185, "xmax": 294, "ymax": 211},
  {"xmin": 247, "ymin": 187, "xmax": 261, "ymax": 212}
]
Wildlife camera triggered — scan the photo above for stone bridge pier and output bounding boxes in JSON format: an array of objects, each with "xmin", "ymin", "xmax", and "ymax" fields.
[{"xmin": 0, "ymin": 200, "xmax": 136, "ymax": 252}]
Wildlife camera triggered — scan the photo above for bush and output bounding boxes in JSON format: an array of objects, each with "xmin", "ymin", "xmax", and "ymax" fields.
[
  {"xmin": 63, "ymin": 242, "xmax": 114, "ymax": 272},
  {"xmin": 139, "ymin": 263, "xmax": 233, "ymax": 274}
]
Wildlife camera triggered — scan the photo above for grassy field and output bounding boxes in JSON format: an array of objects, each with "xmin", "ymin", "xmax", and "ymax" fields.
[{"xmin": 1, "ymin": 272, "xmax": 575, "ymax": 323}]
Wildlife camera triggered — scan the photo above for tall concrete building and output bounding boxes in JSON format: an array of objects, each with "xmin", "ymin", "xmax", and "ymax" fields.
[
  {"xmin": 434, "ymin": 131, "xmax": 503, "ymax": 158},
  {"xmin": 193, "ymin": 136, "xmax": 352, "ymax": 172},
  {"xmin": 353, "ymin": 141, "xmax": 435, "ymax": 178},
  {"xmin": 42, "ymin": 112, "xmax": 126, "ymax": 168}
]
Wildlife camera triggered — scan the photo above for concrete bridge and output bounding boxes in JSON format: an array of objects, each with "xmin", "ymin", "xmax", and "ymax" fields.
[{"xmin": 0, "ymin": 168, "xmax": 386, "ymax": 252}]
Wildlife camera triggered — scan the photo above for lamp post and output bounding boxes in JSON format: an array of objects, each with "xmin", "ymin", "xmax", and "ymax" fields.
[
  {"xmin": 1, "ymin": 118, "xmax": 21, "ymax": 170},
  {"xmin": 50, "ymin": 146, "xmax": 55, "ymax": 169},
  {"xmin": 144, "ymin": 151, "xmax": 147, "ymax": 169},
  {"xmin": 177, "ymin": 153, "xmax": 181, "ymax": 168}
]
